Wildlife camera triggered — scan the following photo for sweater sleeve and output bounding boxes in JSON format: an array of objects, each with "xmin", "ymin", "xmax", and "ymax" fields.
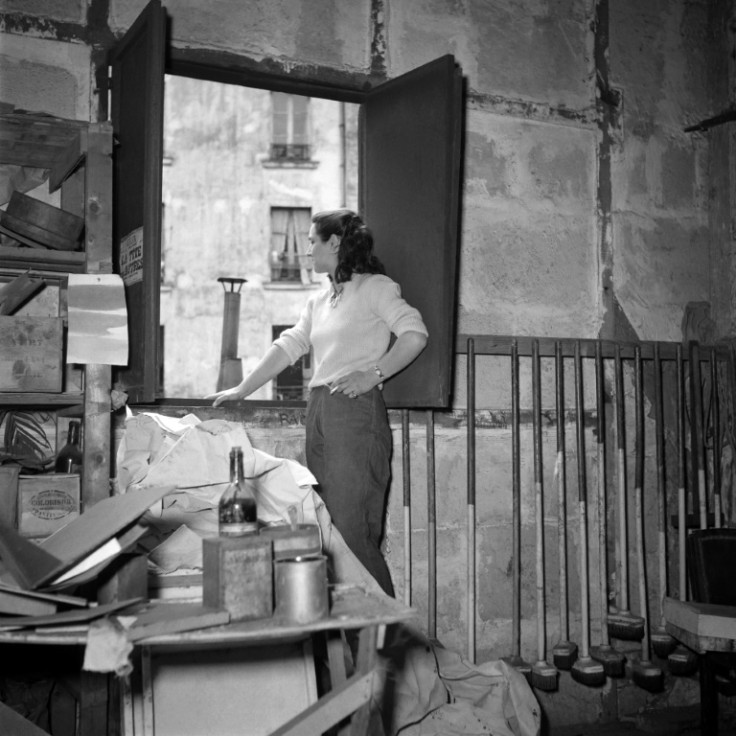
[
  {"xmin": 367, "ymin": 276, "xmax": 428, "ymax": 337},
  {"xmin": 272, "ymin": 298, "xmax": 313, "ymax": 364}
]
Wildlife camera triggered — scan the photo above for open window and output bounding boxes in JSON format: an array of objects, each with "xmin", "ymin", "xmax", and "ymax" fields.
[
  {"xmin": 111, "ymin": 0, "xmax": 462, "ymax": 408},
  {"xmin": 270, "ymin": 93, "xmax": 311, "ymax": 163},
  {"xmin": 270, "ymin": 207, "xmax": 313, "ymax": 285}
]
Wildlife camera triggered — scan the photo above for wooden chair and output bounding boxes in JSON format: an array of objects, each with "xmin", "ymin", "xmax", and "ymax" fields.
[{"xmin": 686, "ymin": 528, "xmax": 736, "ymax": 700}]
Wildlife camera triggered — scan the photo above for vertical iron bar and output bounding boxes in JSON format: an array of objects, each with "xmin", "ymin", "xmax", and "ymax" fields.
[
  {"xmin": 711, "ymin": 349, "xmax": 722, "ymax": 528},
  {"xmin": 532, "ymin": 339, "xmax": 547, "ymax": 662},
  {"xmin": 554, "ymin": 341, "xmax": 573, "ymax": 661},
  {"xmin": 614, "ymin": 343, "xmax": 630, "ymax": 615},
  {"xmin": 402, "ymin": 409, "xmax": 412, "ymax": 607},
  {"xmin": 511, "ymin": 339, "xmax": 522, "ymax": 659},
  {"xmin": 676, "ymin": 345, "xmax": 687, "ymax": 600},
  {"xmin": 689, "ymin": 342, "xmax": 707, "ymax": 529},
  {"xmin": 654, "ymin": 343, "xmax": 666, "ymax": 603},
  {"xmin": 595, "ymin": 342, "xmax": 609, "ymax": 637},
  {"xmin": 426, "ymin": 409, "xmax": 437, "ymax": 640},
  {"xmin": 634, "ymin": 346, "xmax": 650, "ymax": 656},
  {"xmin": 466, "ymin": 338, "xmax": 477, "ymax": 662},
  {"xmin": 574, "ymin": 341, "xmax": 590, "ymax": 657}
]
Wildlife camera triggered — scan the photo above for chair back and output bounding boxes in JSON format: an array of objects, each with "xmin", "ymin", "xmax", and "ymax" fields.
[{"xmin": 686, "ymin": 528, "xmax": 736, "ymax": 606}]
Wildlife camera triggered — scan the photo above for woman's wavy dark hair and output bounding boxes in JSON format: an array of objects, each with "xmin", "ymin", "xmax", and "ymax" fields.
[{"xmin": 312, "ymin": 209, "xmax": 386, "ymax": 284}]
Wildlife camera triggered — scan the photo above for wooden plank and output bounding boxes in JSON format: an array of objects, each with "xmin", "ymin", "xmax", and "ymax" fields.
[
  {"xmin": 0, "ymin": 245, "xmax": 86, "ymax": 273},
  {"xmin": 0, "ymin": 596, "xmax": 142, "ymax": 630},
  {"xmin": 0, "ymin": 699, "xmax": 51, "ymax": 736},
  {"xmin": 0, "ymin": 582, "xmax": 87, "ymax": 607},
  {"xmin": 84, "ymin": 123, "xmax": 113, "ymax": 272},
  {"xmin": 350, "ymin": 625, "xmax": 378, "ymax": 736},
  {"xmin": 0, "ymin": 113, "xmax": 85, "ymax": 168},
  {"xmin": 0, "ymin": 271, "xmax": 45, "ymax": 315},
  {"xmin": 0, "ymin": 587, "xmax": 58, "ymax": 616},
  {"xmin": 81, "ymin": 122, "xmax": 114, "ymax": 509},
  {"xmin": 3, "ymin": 193, "xmax": 83, "ymax": 250},
  {"xmin": 664, "ymin": 597, "xmax": 736, "ymax": 643},
  {"xmin": 38, "ymin": 485, "xmax": 175, "ymax": 585},
  {"xmin": 0, "ymin": 392, "xmax": 83, "ymax": 407},
  {"xmin": 91, "ymin": 586, "xmax": 415, "ymax": 649},
  {"xmin": 49, "ymin": 127, "xmax": 86, "ymax": 193},
  {"xmin": 0, "ymin": 522, "xmax": 64, "ymax": 589},
  {"xmin": 126, "ymin": 601, "xmax": 230, "ymax": 642},
  {"xmin": 269, "ymin": 670, "xmax": 376, "ymax": 736},
  {"xmin": 0, "ymin": 466, "xmax": 19, "ymax": 529}
]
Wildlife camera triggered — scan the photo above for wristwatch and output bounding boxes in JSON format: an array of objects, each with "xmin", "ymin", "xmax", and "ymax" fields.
[{"xmin": 373, "ymin": 365, "xmax": 385, "ymax": 380}]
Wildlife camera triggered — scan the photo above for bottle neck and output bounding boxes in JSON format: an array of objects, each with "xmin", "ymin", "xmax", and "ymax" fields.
[
  {"xmin": 68, "ymin": 422, "xmax": 80, "ymax": 446},
  {"xmin": 236, "ymin": 450, "xmax": 245, "ymax": 483},
  {"xmin": 229, "ymin": 451, "xmax": 237, "ymax": 483}
]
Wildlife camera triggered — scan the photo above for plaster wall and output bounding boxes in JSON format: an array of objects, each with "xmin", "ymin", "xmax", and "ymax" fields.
[
  {"xmin": 0, "ymin": 32, "xmax": 91, "ymax": 121},
  {"xmin": 609, "ymin": 0, "xmax": 712, "ymax": 342},
  {"xmin": 110, "ymin": 0, "xmax": 373, "ymax": 71},
  {"xmin": 386, "ymin": 0, "xmax": 594, "ymax": 110},
  {"xmin": 0, "ymin": 0, "xmax": 84, "ymax": 22}
]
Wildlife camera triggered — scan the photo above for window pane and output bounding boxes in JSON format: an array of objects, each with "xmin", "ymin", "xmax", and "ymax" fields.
[
  {"xmin": 272, "ymin": 92, "xmax": 289, "ymax": 143},
  {"xmin": 270, "ymin": 206, "xmax": 311, "ymax": 283},
  {"xmin": 291, "ymin": 96, "xmax": 309, "ymax": 145}
]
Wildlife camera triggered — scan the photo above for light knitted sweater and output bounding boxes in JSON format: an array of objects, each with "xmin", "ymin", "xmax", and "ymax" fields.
[{"xmin": 273, "ymin": 273, "xmax": 428, "ymax": 389}]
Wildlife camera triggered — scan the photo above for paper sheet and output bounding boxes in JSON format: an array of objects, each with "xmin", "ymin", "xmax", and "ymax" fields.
[{"xmin": 67, "ymin": 273, "xmax": 128, "ymax": 365}]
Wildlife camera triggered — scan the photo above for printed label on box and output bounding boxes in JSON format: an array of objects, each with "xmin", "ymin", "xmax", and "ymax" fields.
[{"xmin": 19, "ymin": 474, "xmax": 80, "ymax": 538}]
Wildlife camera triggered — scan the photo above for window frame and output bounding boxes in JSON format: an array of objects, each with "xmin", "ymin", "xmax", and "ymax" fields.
[{"xmin": 111, "ymin": 2, "xmax": 462, "ymax": 409}]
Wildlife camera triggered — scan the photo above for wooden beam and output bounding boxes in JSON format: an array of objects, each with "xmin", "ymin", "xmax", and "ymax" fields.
[
  {"xmin": 455, "ymin": 333, "xmax": 731, "ymax": 361},
  {"xmin": 49, "ymin": 128, "xmax": 86, "ymax": 193},
  {"xmin": 80, "ymin": 122, "xmax": 114, "ymax": 508},
  {"xmin": 269, "ymin": 670, "xmax": 376, "ymax": 736}
]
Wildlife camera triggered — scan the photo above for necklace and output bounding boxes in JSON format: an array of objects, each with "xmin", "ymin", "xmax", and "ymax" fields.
[{"xmin": 329, "ymin": 284, "xmax": 344, "ymax": 308}]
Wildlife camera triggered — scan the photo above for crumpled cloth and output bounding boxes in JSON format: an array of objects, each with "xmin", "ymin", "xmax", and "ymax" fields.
[
  {"xmin": 83, "ymin": 617, "xmax": 134, "ymax": 677},
  {"xmin": 374, "ymin": 625, "xmax": 541, "ymax": 736},
  {"xmin": 116, "ymin": 410, "xmax": 318, "ymax": 537}
]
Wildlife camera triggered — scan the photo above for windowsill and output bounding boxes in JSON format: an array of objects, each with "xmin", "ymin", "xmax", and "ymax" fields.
[
  {"xmin": 261, "ymin": 160, "xmax": 319, "ymax": 170},
  {"xmin": 263, "ymin": 281, "xmax": 322, "ymax": 290}
]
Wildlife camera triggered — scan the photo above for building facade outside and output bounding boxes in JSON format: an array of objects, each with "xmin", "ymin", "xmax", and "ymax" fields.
[{"xmin": 160, "ymin": 76, "xmax": 359, "ymax": 399}]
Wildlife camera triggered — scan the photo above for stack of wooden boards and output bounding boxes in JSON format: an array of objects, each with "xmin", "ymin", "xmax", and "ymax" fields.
[
  {"xmin": 0, "ymin": 192, "xmax": 84, "ymax": 252},
  {"xmin": 0, "ymin": 485, "xmax": 229, "ymax": 638}
]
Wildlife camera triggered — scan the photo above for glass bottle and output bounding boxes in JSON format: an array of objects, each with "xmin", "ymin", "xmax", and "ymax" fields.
[
  {"xmin": 55, "ymin": 420, "xmax": 83, "ymax": 474},
  {"xmin": 218, "ymin": 446, "xmax": 258, "ymax": 536}
]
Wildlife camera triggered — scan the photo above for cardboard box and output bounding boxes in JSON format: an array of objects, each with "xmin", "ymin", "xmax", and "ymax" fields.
[
  {"xmin": 18, "ymin": 474, "xmax": 80, "ymax": 538},
  {"xmin": 0, "ymin": 316, "xmax": 63, "ymax": 392}
]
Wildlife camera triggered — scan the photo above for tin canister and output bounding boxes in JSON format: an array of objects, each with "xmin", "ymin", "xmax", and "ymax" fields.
[{"xmin": 274, "ymin": 554, "xmax": 329, "ymax": 624}]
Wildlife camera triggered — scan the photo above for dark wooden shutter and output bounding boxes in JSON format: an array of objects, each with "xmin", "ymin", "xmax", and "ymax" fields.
[
  {"xmin": 362, "ymin": 55, "xmax": 463, "ymax": 408},
  {"xmin": 111, "ymin": 0, "xmax": 166, "ymax": 402}
]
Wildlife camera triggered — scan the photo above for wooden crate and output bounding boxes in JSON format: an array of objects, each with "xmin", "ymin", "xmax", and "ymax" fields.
[
  {"xmin": 18, "ymin": 473, "xmax": 80, "ymax": 538},
  {"xmin": 0, "ymin": 465, "xmax": 20, "ymax": 528},
  {"xmin": 0, "ymin": 316, "xmax": 63, "ymax": 392}
]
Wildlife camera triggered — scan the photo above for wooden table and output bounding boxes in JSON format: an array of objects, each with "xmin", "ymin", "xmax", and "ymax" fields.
[
  {"xmin": 664, "ymin": 596, "xmax": 736, "ymax": 736},
  {"xmin": 0, "ymin": 585, "xmax": 415, "ymax": 736}
]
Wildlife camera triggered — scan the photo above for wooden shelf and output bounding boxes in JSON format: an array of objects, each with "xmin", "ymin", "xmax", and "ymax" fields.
[
  {"xmin": 0, "ymin": 392, "xmax": 84, "ymax": 407},
  {"xmin": 0, "ymin": 245, "xmax": 85, "ymax": 273},
  {"xmin": 0, "ymin": 114, "xmax": 112, "ymax": 511}
]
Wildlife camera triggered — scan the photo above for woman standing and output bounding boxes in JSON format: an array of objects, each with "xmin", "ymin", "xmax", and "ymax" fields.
[{"xmin": 207, "ymin": 209, "xmax": 428, "ymax": 595}]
